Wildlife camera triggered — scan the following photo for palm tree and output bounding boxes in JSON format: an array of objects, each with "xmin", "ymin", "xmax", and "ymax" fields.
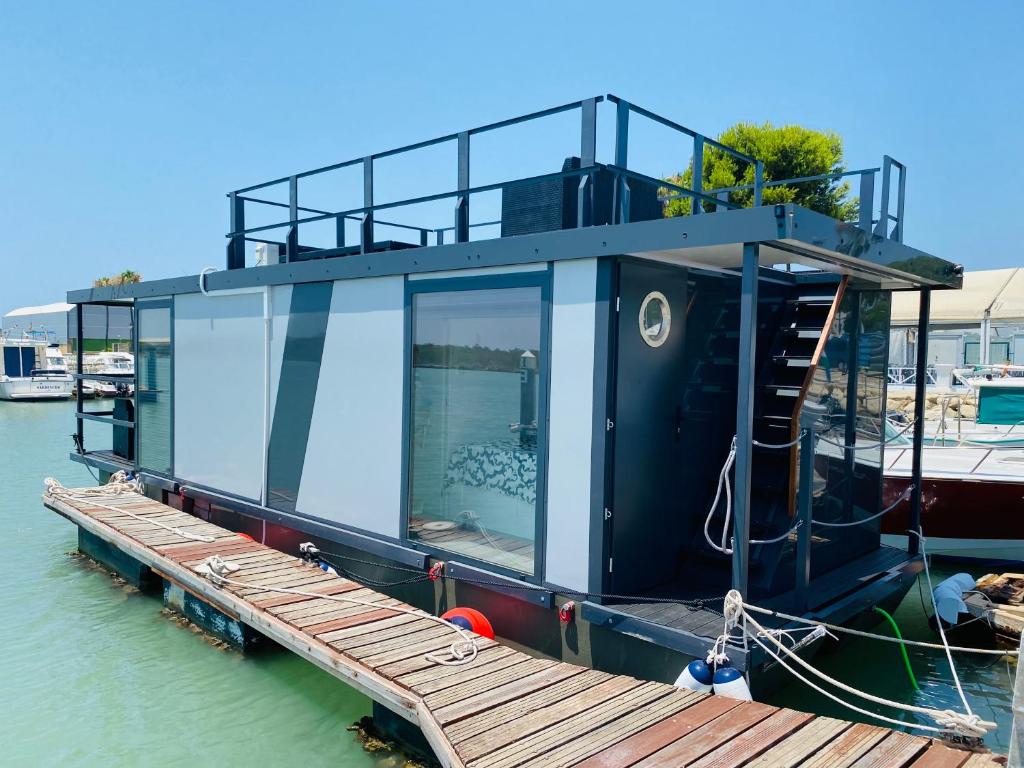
[{"xmin": 93, "ymin": 270, "xmax": 143, "ymax": 287}]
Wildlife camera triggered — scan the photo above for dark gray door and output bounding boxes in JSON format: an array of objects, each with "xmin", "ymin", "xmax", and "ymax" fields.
[{"xmin": 610, "ymin": 261, "xmax": 689, "ymax": 594}]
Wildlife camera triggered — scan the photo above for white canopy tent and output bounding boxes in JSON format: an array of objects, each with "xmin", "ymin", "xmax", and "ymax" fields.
[{"xmin": 890, "ymin": 268, "xmax": 1024, "ymax": 369}]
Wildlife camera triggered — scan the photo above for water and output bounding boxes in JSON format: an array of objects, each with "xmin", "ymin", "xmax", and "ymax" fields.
[
  {"xmin": 0, "ymin": 401, "xmax": 382, "ymax": 767},
  {"xmin": 766, "ymin": 565, "xmax": 1016, "ymax": 752},
  {"xmin": 1, "ymin": 401, "xmax": 1015, "ymax": 761}
]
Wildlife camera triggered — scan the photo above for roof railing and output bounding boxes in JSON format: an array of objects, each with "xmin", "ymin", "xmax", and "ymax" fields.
[{"xmin": 225, "ymin": 94, "xmax": 907, "ymax": 269}]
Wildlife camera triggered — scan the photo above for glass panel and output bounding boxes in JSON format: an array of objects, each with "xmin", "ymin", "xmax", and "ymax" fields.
[
  {"xmin": 801, "ymin": 290, "xmax": 891, "ymax": 576},
  {"xmin": 137, "ymin": 304, "xmax": 172, "ymax": 475},
  {"xmin": 964, "ymin": 341, "xmax": 980, "ymax": 366},
  {"xmin": 990, "ymin": 341, "xmax": 1010, "ymax": 364},
  {"xmin": 408, "ymin": 286, "xmax": 542, "ymax": 574}
]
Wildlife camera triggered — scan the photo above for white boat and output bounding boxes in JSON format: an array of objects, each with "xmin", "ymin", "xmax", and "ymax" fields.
[
  {"xmin": 0, "ymin": 331, "xmax": 74, "ymax": 401},
  {"xmin": 82, "ymin": 351, "xmax": 135, "ymax": 397}
]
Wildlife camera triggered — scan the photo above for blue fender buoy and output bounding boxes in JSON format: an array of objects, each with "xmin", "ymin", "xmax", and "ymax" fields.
[
  {"xmin": 674, "ymin": 659, "xmax": 714, "ymax": 693},
  {"xmin": 712, "ymin": 666, "xmax": 752, "ymax": 700}
]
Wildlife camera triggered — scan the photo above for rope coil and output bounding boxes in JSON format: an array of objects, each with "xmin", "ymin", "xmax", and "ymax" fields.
[
  {"xmin": 195, "ymin": 555, "xmax": 479, "ymax": 666},
  {"xmin": 45, "ymin": 474, "xmax": 216, "ymax": 543}
]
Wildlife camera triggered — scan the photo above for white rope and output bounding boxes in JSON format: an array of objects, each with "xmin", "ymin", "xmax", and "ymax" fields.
[
  {"xmin": 44, "ymin": 474, "xmax": 216, "ymax": 543},
  {"xmin": 196, "ymin": 555, "xmax": 479, "ymax": 667},
  {"xmin": 817, "ymin": 419, "xmax": 917, "ymax": 451},
  {"xmin": 912, "ymin": 529, "xmax": 975, "ymax": 720},
  {"xmin": 723, "ymin": 591, "xmax": 996, "ymax": 738},
  {"xmin": 703, "ymin": 436, "xmax": 737, "ymax": 554},
  {"xmin": 738, "ymin": 601, "xmax": 1017, "ymax": 656},
  {"xmin": 811, "ymin": 485, "xmax": 915, "ymax": 529}
]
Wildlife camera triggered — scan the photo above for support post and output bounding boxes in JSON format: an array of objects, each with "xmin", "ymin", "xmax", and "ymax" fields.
[
  {"xmin": 908, "ymin": 288, "xmax": 930, "ymax": 555},
  {"xmin": 361, "ymin": 157, "xmax": 374, "ymax": 254},
  {"xmin": 227, "ymin": 192, "xmax": 245, "ymax": 270},
  {"xmin": 75, "ymin": 303, "xmax": 84, "ymax": 449},
  {"xmin": 285, "ymin": 175, "xmax": 298, "ymax": 263},
  {"xmin": 876, "ymin": 156, "xmax": 893, "ymax": 239},
  {"xmin": 981, "ymin": 312, "xmax": 991, "ymax": 365},
  {"xmin": 732, "ymin": 242, "xmax": 759, "ymax": 596},
  {"xmin": 753, "ymin": 161, "xmax": 764, "ymax": 207},
  {"xmin": 894, "ymin": 162, "xmax": 906, "ymax": 243},
  {"xmin": 455, "ymin": 132, "xmax": 470, "ymax": 243},
  {"xmin": 794, "ymin": 427, "xmax": 814, "ymax": 611},
  {"xmin": 692, "ymin": 135, "xmax": 704, "ymax": 215}
]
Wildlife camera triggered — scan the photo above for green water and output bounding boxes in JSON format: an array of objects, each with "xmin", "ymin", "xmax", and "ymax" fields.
[
  {"xmin": 1, "ymin": 401, "xmax": 1015, "ymax": 761},
  {"xmin": 0, "ymin": 401, "xmax": 382, "ymax": 767}
]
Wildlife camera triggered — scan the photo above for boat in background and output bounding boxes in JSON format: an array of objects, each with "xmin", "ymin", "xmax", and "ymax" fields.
[
  {"xmin": 0, "ymin": 330, "xmax": 73, "ymax": 401},
  {"xmin": 82, "ymin": 351, "xmax": 134, "ymax": 398},
  {"xmin": 882, "ymin": 371, "xmax": 1024, "ymax": 562}
]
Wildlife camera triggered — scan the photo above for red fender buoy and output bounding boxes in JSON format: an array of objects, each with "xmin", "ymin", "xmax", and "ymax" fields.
[
  {"xmin": 236, "ymin": 533, "xmax": 255, "ymax": 541},
  {"xmin": 440, "ymin": 607, "xmax": 495, "ymax": 640}
]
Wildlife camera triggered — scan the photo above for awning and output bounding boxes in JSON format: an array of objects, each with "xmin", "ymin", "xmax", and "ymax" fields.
[{"xmin": 891, "ymin": 268, "xmax": 1021, "ymax": 325}]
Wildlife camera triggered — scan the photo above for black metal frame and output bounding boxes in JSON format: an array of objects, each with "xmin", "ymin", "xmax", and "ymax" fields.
[{"xmin": 398, "ymin": 267, "xmax": 553, "ymax": 584}]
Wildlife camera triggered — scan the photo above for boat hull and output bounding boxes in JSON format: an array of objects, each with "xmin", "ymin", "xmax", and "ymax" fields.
[
  {"xmin": 0, "ymin": 377, "xmax": 73, "ymax": 401},
  {"xmin": 882, "ymin": 474, "xmax": 1024, "ymax": 563}
]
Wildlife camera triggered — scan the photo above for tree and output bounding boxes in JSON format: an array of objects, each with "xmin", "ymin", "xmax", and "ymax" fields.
[
  {"xmin": 93, "ymin": 270, "xmax": 143, "ymax": 288},
  {"xmin": 664, "ymin": 122, "xmax": 858, "ymax": 221}
]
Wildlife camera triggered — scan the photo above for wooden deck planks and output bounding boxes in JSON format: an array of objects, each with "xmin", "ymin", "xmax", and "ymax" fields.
[
  {"xmin": 573, "ymin": 696, "xmax": 744, "ymax": 768},
  {"xmin": 44, "ymin": 487, "xmax": 1006, "ymax": 768}
]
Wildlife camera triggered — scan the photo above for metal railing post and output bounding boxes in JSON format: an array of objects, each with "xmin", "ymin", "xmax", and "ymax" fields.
[
  {"xmin": 908, "ymin": 288, "xmax": 930, "ymax": 555},
  {"xmin": 335, "ymin": 215, "xmax": 346, "ymax": 249},
  {"xmin": 285, "ymin": 175, "xmax": 298, "ymax": 263},
  {"xmin": 692, "ymin": 135, "xmax": 704, "ymax": 215},
  {"xmin": 455, "ymin": 132, "xmax": 470, "ymax": 243},
  {"xmin": 894, "ymin": 162, "xmax": 906, "ymax": 243},
  {"xmin": 876, "ymin": 156, "xmax": 893, "ymax": 239},
  {"xmin": 794, "ymin": 427, "xmax": 814, "ymax": 610},
  {"xmin": 361, "ymin": 157, "xmax": 374, "ymax": 254},
  {"xmin": 858, "ymin": 172, "xmax": 874, "ymax": 233},
  {"xmin": 753, "ymin": 161, "xmax": 764, "ymax": 207},
  {"xmin": 577, "ymin": 97, "xmax": 597, "ymax": 227},
  {"xmin": 227, "ymin": 192, "xmax": 245, "ymax": 270},
  {"xmin": 615, "ymin": 99, "xmax": 629, "ymax": 224}
]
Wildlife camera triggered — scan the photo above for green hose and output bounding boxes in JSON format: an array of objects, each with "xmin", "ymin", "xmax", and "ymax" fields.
[{"xmin": 873, "ymin": 606, "xmax": 920, "ymax": 691}]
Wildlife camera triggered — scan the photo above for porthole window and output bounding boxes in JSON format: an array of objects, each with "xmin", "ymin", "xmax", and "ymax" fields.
[{"xmin": 639, "ymin": 291, "xmax": 671, "ymax": 347}]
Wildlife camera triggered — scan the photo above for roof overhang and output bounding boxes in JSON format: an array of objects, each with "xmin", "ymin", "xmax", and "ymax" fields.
[{"xmin": 68, "ymin": 204, "xmax": 960, "ymax": 304}]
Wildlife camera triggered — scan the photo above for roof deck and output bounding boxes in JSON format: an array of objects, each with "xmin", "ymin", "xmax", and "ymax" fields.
[{"xmin": 70, "ymin": 94, "xmax": 960, "ymax": 305}]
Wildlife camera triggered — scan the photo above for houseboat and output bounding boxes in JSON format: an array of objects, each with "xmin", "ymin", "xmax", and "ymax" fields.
[
  {"xmin": 61, "ymin": 95, "xmax": 962, "ymax": 693},
  {"xmin": 0, "ymin": 330, "xmax": 73, "ymax": 401}
]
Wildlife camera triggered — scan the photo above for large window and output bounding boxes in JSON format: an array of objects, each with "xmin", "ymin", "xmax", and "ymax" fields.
[
  {"xmin": 407, "ymin": 283, "xmax": 545, "ymax": 575},
  {"xmin": 136, "ymin": 300, "xmax": 173, "ymax": 475}
]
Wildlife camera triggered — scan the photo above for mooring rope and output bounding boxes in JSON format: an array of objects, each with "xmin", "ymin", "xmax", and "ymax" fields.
[
  {"xmin": 44, "ymin": 475, "xmax": 216, "ymax": 544},
  {"xmin": 722, "ymin": 590, "xmax": 997, "ymax": 738},
  {"xmin": 194, "ymin": 555, "xmax": 479, "ymax": 667}
]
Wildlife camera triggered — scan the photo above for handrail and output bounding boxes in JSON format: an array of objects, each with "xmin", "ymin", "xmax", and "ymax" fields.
[
  {"xmin": 227, "ymin": 164, "xmax": 603, "ymax": 239},
  {"xmin": 224, "ymin": 94, "xmax": 907, "ymax": 269}
]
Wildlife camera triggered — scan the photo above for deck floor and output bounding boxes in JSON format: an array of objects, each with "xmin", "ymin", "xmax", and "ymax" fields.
[{"xmin": 44, "ymin": 486, "xmax": 1000, "ymax": 768}]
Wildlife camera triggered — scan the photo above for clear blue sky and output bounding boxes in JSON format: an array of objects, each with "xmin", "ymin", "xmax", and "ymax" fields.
[{"xmin": 2, "ymin": 1, "xmax": 1021, "ymax": 315}]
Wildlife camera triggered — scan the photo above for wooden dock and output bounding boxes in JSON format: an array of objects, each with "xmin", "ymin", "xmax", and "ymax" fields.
[{"xmin": 44, "ymin": 485, "xmax": 1003, "ymax": 768}]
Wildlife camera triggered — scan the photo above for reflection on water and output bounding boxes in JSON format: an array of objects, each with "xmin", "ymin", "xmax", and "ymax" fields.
[{"xmin": 0, "ymin": 400, "xmax": 385, "ymax": 766}]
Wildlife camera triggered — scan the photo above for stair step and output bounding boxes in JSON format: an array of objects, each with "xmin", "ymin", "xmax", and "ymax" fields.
[
  {"xmin": 785, "ymin": 327, "xmax": 822, "ymax": 338},
  {"xmin": 773, "ymin": 356, "xmax": 811, "ymax": 367},
  {"xmin": 764, "ymin": 385, "xmax": 801, "ymax": 397},
  {"xmin": 788, "ymin": 295, "xmax": 836, "ymax": 304}
]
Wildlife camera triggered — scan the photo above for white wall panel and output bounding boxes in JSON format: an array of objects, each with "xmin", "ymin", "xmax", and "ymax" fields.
[
  {"xmin": 174, "ymin": 291, "xmax": 267, "ymax": 501},
  {"xmin": 297, "ymin": 276, "xmax": 405, "ymax": 537},
  {"xmin": 545, "ymin": 259, "xmax": 597, "ymax": 591}
]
